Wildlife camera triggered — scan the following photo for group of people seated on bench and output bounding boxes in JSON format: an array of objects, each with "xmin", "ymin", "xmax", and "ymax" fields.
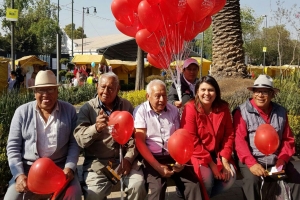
[{"xmin": 4, "ymin": 58, "xmax": 300, "ymax": 200}]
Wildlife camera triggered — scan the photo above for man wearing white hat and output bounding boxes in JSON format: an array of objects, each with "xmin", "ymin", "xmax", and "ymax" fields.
[
  {"xmin": 5, "ymin": 70, "xmax": 81, "ymax": 200},
  {"xmin": 233, "ymin": 74, "xmax": 300, "ymax": 200}
]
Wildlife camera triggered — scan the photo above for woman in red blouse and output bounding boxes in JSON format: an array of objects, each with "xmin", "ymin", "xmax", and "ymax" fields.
[{"xmin": 181, "ymin": 75, "xmax": 236, "ymax": 199}]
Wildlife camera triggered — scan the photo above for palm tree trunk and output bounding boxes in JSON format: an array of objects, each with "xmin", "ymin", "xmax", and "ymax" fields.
[{"xmin": 211, "ymin": 0, "xmax": 247, "ymax": 78}]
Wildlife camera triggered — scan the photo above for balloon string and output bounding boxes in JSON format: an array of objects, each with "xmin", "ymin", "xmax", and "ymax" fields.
[{"xmin": 120, "ymin": 145, "xmax": 124, "ymax": 200}]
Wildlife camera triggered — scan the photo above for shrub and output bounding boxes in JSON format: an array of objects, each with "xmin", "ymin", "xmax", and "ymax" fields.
[
  {"xmin": 288, "ymin": 115, "xmax": 300, "ymax": 155},
  {"xmin": 0, "ymin": 91, "xmax": 35, "ymax": 196},
  {"xmin": 59, "ymin": 70, "xmax": 67, "ymax": 79},
  {"xmin": 120, "ymin": 90, "xmax": 147, "ymax": 108},
  {"xmin": 145, "ymin": 75, "xmax": 164, "ymax": 83},
  {"xmin": 58, "ymin": 84, "xmax": 97, "ymax": 105},
  {"xmin": 65, "ymin": 71, "xmax": 75, "ymax": 81}
]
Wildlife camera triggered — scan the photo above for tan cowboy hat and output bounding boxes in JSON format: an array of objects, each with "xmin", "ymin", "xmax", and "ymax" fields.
[
  {"xmin": 247, "ymin": 74, "xmax": 279, "ymax": 93},
  {"xmin": 29, "ymin": 70, "xmax": 60, "ymax": 88}
]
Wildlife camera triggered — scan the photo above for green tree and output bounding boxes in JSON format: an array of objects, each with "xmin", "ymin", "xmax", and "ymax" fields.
[
  {"xmin": 240, "ymin": 7, "xmax": 264, "ymax": 65},
  {"xmin": 0, "ymin": 0, "xmax": 58, "ymax": 54},
  {"xmin": 64, "ymin": 23, "xmax": 86, "ymax": 39},
  {"xmin": 0, "ymin": 34, "xmax": 10, "ymax": 51}
]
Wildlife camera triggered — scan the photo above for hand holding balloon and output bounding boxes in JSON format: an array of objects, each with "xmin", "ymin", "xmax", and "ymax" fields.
[
  {"xmin": 15, "ymin": 174, "xmax": 28, "ymax": 193},
  {"xmin": 63, "ymin": 168, "xmax": 74, "ymax": 181},
  {"xmin": 168, "ymin": 129, "xmax": 194, "ymax": 164}
]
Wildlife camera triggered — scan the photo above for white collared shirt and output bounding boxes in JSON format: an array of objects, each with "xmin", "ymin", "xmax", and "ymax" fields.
[
  {"xmin": 36, "ymin": 104, "xmax": 59, "ymax": 157},
  {"xmin": 133, "ymin": 101, "xmax": 180, "ymax": 154}
]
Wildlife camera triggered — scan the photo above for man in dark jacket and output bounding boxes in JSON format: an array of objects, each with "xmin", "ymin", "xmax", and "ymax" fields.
[{"xmin": 168, "ymin": 58, "xmax": 199, "ymax": 108}]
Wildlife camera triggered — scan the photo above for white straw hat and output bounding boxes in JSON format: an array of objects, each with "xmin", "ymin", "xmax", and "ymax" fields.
[
  {"xmin": 247, "ymin": 74, "xmax": 279, "ymax": 93},
  {"xmin": 29, "ymin": 70, "xmax": 60, "ymax": 88}
]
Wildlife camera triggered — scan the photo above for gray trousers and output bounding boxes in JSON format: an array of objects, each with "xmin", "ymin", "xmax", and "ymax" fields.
[
  {"xmin": 143, "ymin": 155, "xmax": 202, "ymax": 200},
  {"xmin": 83, "ymin": 168, "xmax": 146, "ymax": 200},
  {"xmin": 4, "ymin": 175, "xmax": 82, "ymax": 200}
]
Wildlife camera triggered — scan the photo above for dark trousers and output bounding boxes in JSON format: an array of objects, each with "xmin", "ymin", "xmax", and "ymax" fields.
[
  {"xmin": 142, "ymin": 155, "xmax": 202, "ymax": 200},
  {"xmin": 239, "ymin": 161, "xmax": 300, "ymax": 200}
]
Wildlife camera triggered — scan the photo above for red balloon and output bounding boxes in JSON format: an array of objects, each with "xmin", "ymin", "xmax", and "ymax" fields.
[
  {"xmin": 138, "ymin": 1, "xmax": 162, "ymax": 32},
  {"xmin": 135, "ymin": 29, "xmax": 161, "ymax": 54},
  {"xmin": 111, "ymin": 0, "xmax": 135, "ymax": 26},
  {"xmin": 210, "ymin": 0, "xmax": 226, "ymax": 16},
  {"xmin": 108, "ymin": 111, "xmax": 121, "ymax": 125},
  {"xmin": 196, "ymin": 16, "xmax": 212, "ymax": 33},
  {"xmin": 187, "ymin": 0, "xmax": 215, "ymax": 22},
  {"xmin": 254, "ymin": 124, "xmax": 280, "ymax": 155},
  {"xmin": 115, "ymin": 15, "xmax": 144, "ymax": 37},
  {"xmin": 28, "ymin": 158, "xmax": 66, "ymax": 194},
  {"xmin": 110, "ymin": 111, "xmax": 134, "ymax": 145},
  {"xmin": 158, "ymin": 0, "xmax": 187, "ymax": 24},
  {"xmin": 184, "ymin": 16, "xmax": 212, "ymax": 40},
  {"xmin": 168, "ymin": 129, "xmax": 194, "ymax": 164},
  {"xmin": 147, "ymin": 53, "xmax": 169, "ymax": 69},
  {"xmin": 127, "ymin": 0, "xmax": 142, "ymax": 12},
  {"xmin": 168, "ymin": 27, "xmax": 185, "ymax": 54},
  {"xmin": 147, "ymin": 0, "xmax": 161, "ymax": 5}
]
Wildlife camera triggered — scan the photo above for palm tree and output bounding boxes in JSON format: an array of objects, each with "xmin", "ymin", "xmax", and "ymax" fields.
[{"xmin": 211, "ymin": 0, "xmax": 247, "ymax": 78}]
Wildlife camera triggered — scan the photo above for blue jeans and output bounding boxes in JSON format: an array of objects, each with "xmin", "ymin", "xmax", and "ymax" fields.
[{"xmin": 200, "ymin": 164, "xmax": 236, "ymax": 197}]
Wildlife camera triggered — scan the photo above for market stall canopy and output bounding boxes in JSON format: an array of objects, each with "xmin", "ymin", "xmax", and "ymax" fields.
[
  {"xmin": 0, "ymin": 57, "xmax": 10, "ymax": 92},
  {"xmin": 15, "ymin": 55, "xmax": 48, "ymax": 68},
  {"xmin": 0, "ymin": 57, "xmax": 10, "ymax": 62},
  {"xmin": 106, "ymin": 59, "xmax": 137, "ymax": 71},
  {"xmin": 71, "ymin": 55, "xmax": 107, "ymax": 65}
]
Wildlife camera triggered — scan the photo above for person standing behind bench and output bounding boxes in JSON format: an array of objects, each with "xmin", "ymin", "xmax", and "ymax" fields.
[
  {"xmin": 168, "ymin": 58, "xmax": 199, "ymax": 108},
  {"xmin": 4, "ymin": 70, "xmax": 81, "ymax": 200},
  {"xmin": 134, "ymin": 79, "xmax": 202, "ymax": 200}
]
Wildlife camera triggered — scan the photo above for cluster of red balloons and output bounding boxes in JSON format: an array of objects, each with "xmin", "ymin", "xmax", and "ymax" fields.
[
  {"xmin": 254, "ymin": 124, "xmax": 280, "ymax": 155},
  {"xmin": 111, "ymin": 0, "xmax": 226, "ymax": 69},
  {"xmin": 168, "ymin": 129, "xmax": 194, "ymax": 164},
  {"xmin": 108, "ymin": 111, "xmax": 134, "ymax": 145},
  {"xmin": 27, "ymin": 158, "xmax": 66, "ymax": 194}
]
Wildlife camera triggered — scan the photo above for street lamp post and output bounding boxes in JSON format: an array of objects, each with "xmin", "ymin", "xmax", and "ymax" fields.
[
  {"xmin": 11, "ymin": 0, "xmax": 15, "ymax": 70},
  {"xmin": 263, "ymin": 15, "xmax": 267, "ymax": 72},
  {"xmin": 56, "ymin": 0, "xmax": 61, "ymax": 84},
  {"xmin": 81, "ymin": 6, "xmax": 96, "ymax": 55},
  {"xmin": 71, "ymin": 0, "xmax": 73, "ymax": 57}
]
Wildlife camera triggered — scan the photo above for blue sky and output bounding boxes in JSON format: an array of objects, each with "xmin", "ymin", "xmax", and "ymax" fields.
[
  {"xmin": 1, "ymin": 0, "xmax": 299, "ymax": 37},
  {"xmin": 53, "ymin": 0, "xmax": 299, "ymax": 38}
]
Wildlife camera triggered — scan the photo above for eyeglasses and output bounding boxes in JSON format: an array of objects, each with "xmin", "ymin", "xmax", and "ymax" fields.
[
  {"xmin": 253, "ymin": 90, "xmax": 272, "ymax": 96},
  {"xmin": 35, "ymin": 88, "xmax": 56, "ymax": 94}
]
